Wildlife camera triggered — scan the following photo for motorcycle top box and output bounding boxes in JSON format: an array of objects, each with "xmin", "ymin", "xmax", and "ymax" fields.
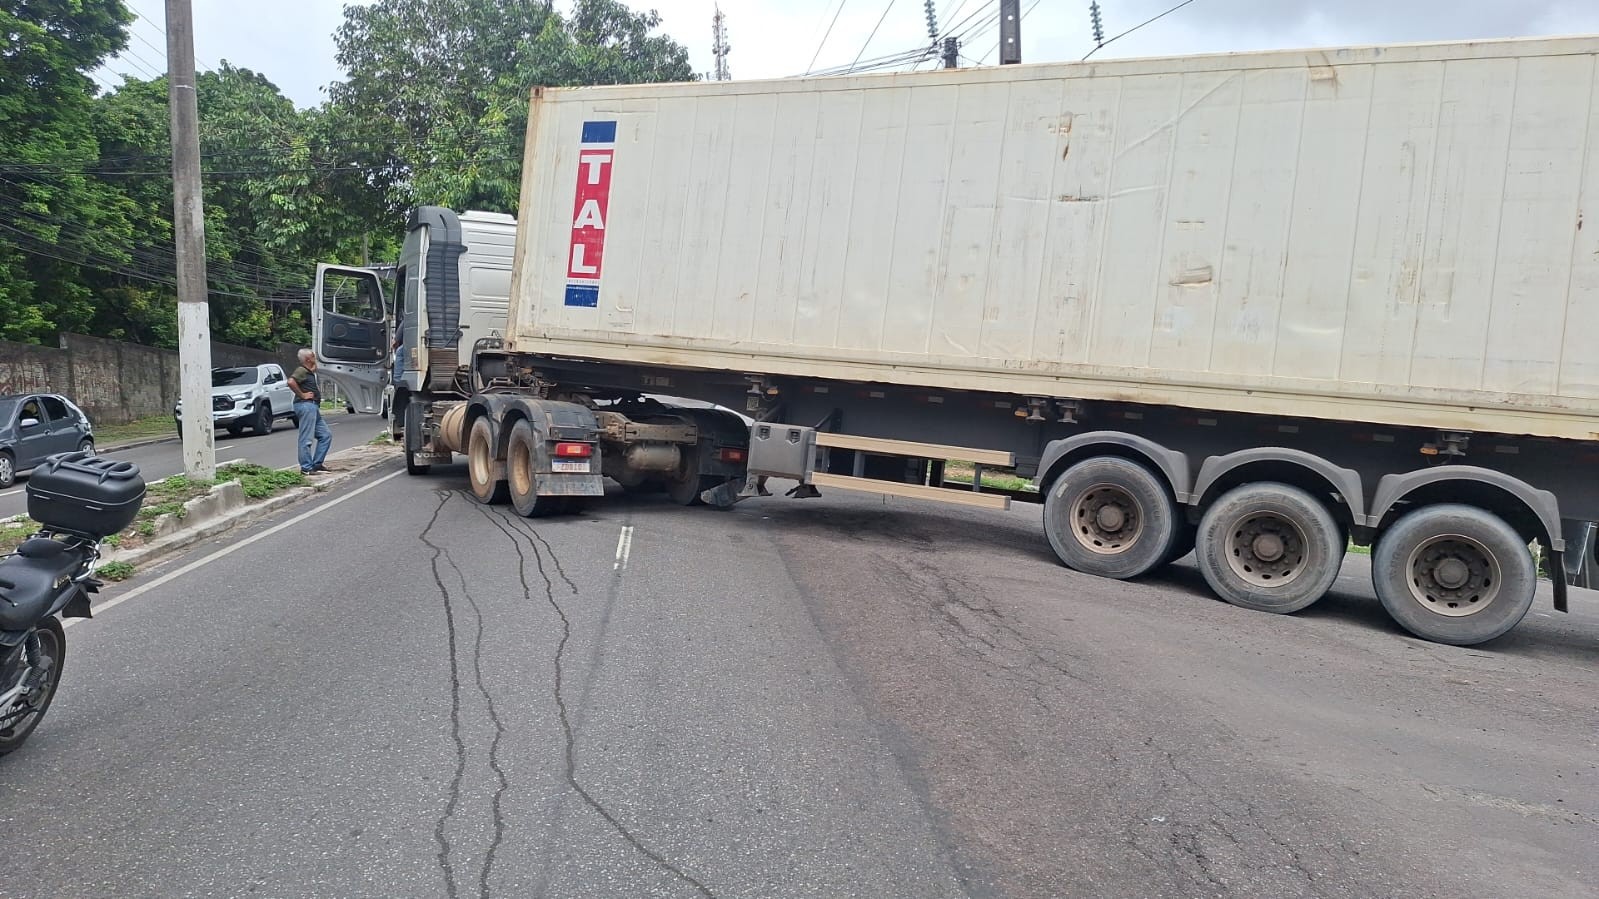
[{"xmin": 25, "ymin": 452, "xmax": 145, "ymax": 539}]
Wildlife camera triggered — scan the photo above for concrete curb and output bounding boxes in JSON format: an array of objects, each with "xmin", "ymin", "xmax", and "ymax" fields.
[
  {"xmin": 96, "ymin": 433, "xmax": 180, "ymax": 453},
  {"xmin": 102, "ymin": 444, "xmax": 400, "ymax": 574}
]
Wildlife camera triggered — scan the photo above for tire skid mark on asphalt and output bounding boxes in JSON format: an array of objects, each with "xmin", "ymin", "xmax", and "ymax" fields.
[
  {"xmin": 420, "ymin": 490, "xmax": 512, "ymax": 899},
  {"xmin": 486, "ymin": 507, "xmax": 716, "ymax": 899}
]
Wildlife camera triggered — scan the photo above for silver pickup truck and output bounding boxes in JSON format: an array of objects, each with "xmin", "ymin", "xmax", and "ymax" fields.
[{"xmin": 174, "ymin": 364, "xmax": 299, "ymax": 437}]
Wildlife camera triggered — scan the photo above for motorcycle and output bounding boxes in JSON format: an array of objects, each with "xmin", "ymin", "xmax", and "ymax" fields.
[{"xmin": 0, "ymin": 452, "xmax": 143, "ymax": 756}]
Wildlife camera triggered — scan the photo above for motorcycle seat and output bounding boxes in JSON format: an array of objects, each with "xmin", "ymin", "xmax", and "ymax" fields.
[{"xmin": 0, "ymin": 539, "xmax": 86, "ymax": 631}]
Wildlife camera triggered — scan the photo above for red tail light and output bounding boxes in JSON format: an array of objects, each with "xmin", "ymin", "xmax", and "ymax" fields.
[
  {"xmin": 718, "ymin": 447, "xmax": 748, "ymax": 464},
  {"xmin": 554, "ymin": 442, "xmax": 593, "ymax": 458}
]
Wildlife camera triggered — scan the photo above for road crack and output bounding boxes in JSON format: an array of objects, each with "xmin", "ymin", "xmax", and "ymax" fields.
[
  {"xmin": 488, "ymin": 508, "xmax": 716, "ymax": 898},
  {"xmin": 420, "ymin": 492, "xmax": 512, "ymax": 899}
]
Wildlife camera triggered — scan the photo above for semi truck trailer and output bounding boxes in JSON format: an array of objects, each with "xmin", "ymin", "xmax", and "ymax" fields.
[{"xmin": 314, "ymin": 35, "xmax": 1599, "ymax": 646}]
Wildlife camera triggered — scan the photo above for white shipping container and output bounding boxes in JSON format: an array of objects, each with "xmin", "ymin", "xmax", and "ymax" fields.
[{"xmin": 507, "ymin": 36, "xmax": 1599, "ymax": 441}]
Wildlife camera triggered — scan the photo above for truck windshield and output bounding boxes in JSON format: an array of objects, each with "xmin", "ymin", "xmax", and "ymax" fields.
[{"xmin": 212, "ymin": 368, "xmax": 257, "ymax": 387}]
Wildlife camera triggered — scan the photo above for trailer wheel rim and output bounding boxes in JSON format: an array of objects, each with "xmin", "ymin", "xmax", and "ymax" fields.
[
  {"xmin": 1224, "ymin": 510, "xmax": 1309, "ymax": 588},
  {"xmin": 1404, "ymin": 533, "xmax": 1502, "ymax": 618},
  {"xmin": 1069, "ymin": 483, "xmax": 1144, "ymax": 555}
]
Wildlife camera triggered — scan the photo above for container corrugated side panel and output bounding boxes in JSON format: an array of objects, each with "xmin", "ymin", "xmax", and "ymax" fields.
[{"xmin": 507, "ymin": 37, "xmax": 1599, "ymax": 440}]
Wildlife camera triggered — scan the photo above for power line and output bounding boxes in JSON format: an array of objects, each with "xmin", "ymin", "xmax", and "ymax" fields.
[
  {"xmin": 126, "ymin": 21, "xmax": 170, "ymax": 68},
  {"xmin": 0, "ymin": 150, "xmax": 522, "ymax": 179},
  {"xmin": 109, "ymin": 47, "xmax": 165, "ymax": 81},
  {"xmin": 944, "ymin": 0, "xmax": 997, "ymax": 42},
  {"xmin": 1084, "ymin": 0, "xmax": 1201, "ymax": 60},
  {"xmin": 807, "ymin": 0, "xmax": 852, "ymax": 73},
  {"xmin": 806, "ymin": 45, "xmax": 932, "ymax": 77},
  {"xmin": 0, "ymin": 174, "xmax": 324, "ymax": 276},
  {"xmin": 849, "ymin": 0, "xmax": 902, "ymax": 73},
  {"xmin": 0, "ymin": 222, "xmax": 312, "ymax": 304},
  {"xmin": 126, "ymin": 3, "xmax": 221, "ymax": 71},
  {"xmin": 0, "ymin": 185, "xmax": 321, "ymax": 292},
  {"xmin": 0, "ymin": 124, "xmax": 528, "ymax": 176}
]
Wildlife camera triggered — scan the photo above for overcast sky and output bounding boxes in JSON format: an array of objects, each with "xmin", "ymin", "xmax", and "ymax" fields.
[{"xmin": 95, "ymin": 0, "xmax": 1599, "ymax": 109}]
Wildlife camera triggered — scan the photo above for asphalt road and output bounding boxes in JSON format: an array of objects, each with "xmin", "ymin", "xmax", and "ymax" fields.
[
  {"xmin": 0, "ymin": 410, "xmax": 380, "ymax": 520},
  {"xmin": 1, "ymin": 463, "xmax": 1594, "ymax": 898}
]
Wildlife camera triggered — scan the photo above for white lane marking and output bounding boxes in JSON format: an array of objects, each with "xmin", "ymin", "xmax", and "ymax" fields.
[
  {"xmin": 66, "ymin": 469, "xmax": 405, "ymax": 627},
  {"xmin": 613, "ymin": 525, "xmax": 634, "ymax": 571},
  {"xmin": 0, "ymin": 488, "xmax": 22, "ymax": 498}
]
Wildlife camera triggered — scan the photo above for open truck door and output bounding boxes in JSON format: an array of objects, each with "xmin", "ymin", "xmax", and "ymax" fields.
[{"xmin": 311, "ymin": 264, "xmax": 389, "ymax": 413}]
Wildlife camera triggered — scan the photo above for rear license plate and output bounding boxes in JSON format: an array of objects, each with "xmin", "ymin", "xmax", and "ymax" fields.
[{"xmin": 552, "ymin": 460, "xmax": 591, "ymax": 473}]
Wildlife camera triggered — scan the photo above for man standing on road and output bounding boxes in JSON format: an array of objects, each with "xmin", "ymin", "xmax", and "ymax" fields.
[{"xmin": 288, "ymin": 348, "xmax": 333, "ymax": 475}]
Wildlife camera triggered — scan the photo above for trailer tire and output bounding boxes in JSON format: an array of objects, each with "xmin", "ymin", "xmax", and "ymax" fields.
[
  {"xmin": 1043, "ymin": 456, "xmax": 1178, "ymax": 580},
  {"xmin": 1160, "ymin": 522, "xmax": 1198, "ymax": 568},
  {"xmin": 1371, "ymin": 504, "xmax": 1536, "ymax": 646},
  {"xmin": 507, "ymin": 419, "xmax": 560, "ymax": 518},
  {"xmin": 466, "ymin": 416, "xmax": 509, "ymax": 505},
  {"xmin": 1196, "ymin": 483, "xmax": 1343, "ymax": 614}
]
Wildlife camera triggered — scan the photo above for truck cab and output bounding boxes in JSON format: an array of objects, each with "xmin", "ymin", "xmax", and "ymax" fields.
[{"xmin": 313, "ymin": 208, "xmax": 516, "ymax": 431}]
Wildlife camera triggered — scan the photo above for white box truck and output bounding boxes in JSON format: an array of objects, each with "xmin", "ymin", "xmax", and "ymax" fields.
[{"xmin": 315, "ymin": 35, "xmax": 1599, "ymax": 646}]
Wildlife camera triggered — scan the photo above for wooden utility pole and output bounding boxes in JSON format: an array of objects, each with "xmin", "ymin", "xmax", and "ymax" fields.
[
  {"xmin": 998, "ymin": 0, "xmax": 1022, "ymax": 65},
  {"xmin": 166, "ymin": 0, "xmax": 215, "ymax": 479}
]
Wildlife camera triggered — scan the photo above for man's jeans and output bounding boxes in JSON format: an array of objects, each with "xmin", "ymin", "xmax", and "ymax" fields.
[{"xmin": 295, "ymin": 401, "xmax": 332, "ymax": 471}]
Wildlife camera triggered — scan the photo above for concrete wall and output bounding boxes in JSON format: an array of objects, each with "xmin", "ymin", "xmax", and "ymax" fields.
[{"xmin": 0, "ymin": 333, "xmax": 292, "ymax": 425}]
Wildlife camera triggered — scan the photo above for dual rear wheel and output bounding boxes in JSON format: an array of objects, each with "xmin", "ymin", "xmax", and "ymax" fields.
[
  {"xmin": 1043, "ymin": 456, "xmax": 1537, "ymax": 645},
  {"xmin": 467, "ymin": 417, "xmax": 579, "ymax": 518}
]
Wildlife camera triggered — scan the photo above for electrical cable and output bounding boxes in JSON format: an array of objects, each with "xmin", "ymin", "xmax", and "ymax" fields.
[
  {"xmin": 847, "ymin": 0, "xmax": 903, "ymax": 73},
  {"xmin": 1084, "ymin": 0, "xmax": 1200, "ymax": 60},
  {"xmin": 806, "ymin": 0, "xmax": 852, "ymax": 73}
]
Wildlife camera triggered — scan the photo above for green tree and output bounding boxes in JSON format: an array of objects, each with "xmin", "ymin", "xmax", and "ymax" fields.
[
  {"xmin": 330, "ymin": 0, "xmax": 694, "ymax": 213},
  {"xmin": 0, "ymin": 0, "xmax": 135, "ymax": 343},
  {"xmin": 86, "ymin": 66, "xmax": 330, "ymax": 348}
]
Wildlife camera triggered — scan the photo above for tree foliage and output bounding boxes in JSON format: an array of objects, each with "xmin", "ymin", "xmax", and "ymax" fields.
[
  {"xmin": 0, "ymin": 0, "xmax": 135, "ymax": 342},
  {"xmin": 0, "ymin": 0, "xmax": 694, "ymax": 350},
  {"xmin": 331, "ymin": 0, "xmax": 693, "ymax": 213}
]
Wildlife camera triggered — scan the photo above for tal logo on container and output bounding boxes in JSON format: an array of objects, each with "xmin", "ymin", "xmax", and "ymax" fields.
[{"xmin": 565, "ymin": 120, "xmax": 616, "ymax": 308}]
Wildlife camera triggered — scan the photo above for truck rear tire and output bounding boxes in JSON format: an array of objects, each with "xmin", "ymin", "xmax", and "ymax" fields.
[
  {"xmin": 667, "ymin": 470, "xmax": 709, "ymax": 506},
  {"xmin": 507, "ymin": 419, "xmax": 560, "ymax": 517},
  {"xmin": 402, "ymin": 399, "xmax": 429, "ymax": 475},
  {"xmin": 466, "ymin": 416, "xmax": 509, "ymax": 505},
  {"xmin": 1043, "ymin": 456, "xmax": 1178, "ymax": 580},
  {"xmin": 1371, "ymin": 504, "xmax": 1536, "ymax": 646},
  {"xmin": 1196, "ymin": 483, "xmax": 1343, "ymax": 614}
]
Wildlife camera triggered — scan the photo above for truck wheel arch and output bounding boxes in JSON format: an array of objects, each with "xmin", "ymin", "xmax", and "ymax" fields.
[
  {"xmin": 1037, "ymin": 432, "xmax": 1192, "ymax": 503},
  {"xmin": 1370, "ymin": 466, "xmax": 1568, "ymax": 613},
  {"xmin": 466, "ymin": 395, "xmax": 537, "ymax": 460},
  {"xmin": 1370, "ymin": 467, "xmax": 1563, "ymax": 550},
  {"xmin": 1191, "ymin": 448, "xmax": 1367, "ymax": 536}
]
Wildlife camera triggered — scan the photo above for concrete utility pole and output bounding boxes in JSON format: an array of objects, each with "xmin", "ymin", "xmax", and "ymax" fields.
[
  {"xmin": 998, "ymin": 0, "xmax": 1022, "ymax": 65},
  {"xmin": 942, "ymin": 36, "xmax": 960, "ymax": 69},
  {"xmin": 166, "ymin": 0, "xmax": 215, "ymax": 479}
]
